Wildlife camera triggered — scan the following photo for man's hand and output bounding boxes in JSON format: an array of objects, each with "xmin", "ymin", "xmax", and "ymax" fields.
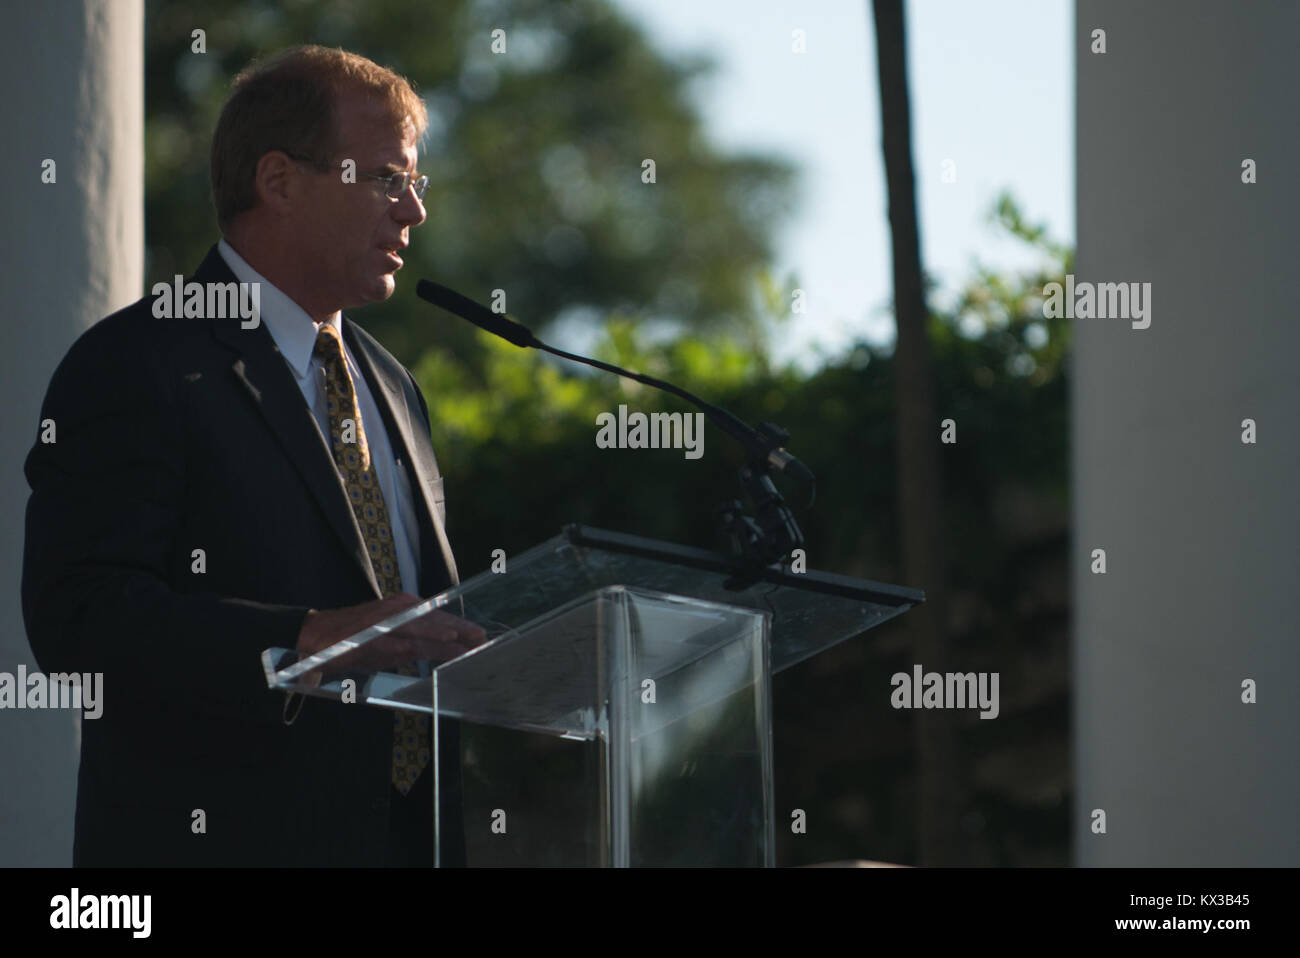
[{"xmin": 295, "ymin": 592, "xmax": 488, "ymax": 674}]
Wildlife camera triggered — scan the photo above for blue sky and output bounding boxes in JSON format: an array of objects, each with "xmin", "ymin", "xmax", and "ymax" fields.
[{"xmin": 609, "ymin": 0, "xmax": 1074, "ymax": 369}]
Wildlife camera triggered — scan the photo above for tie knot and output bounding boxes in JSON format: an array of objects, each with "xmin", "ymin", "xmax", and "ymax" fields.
[{"xmin": 313, "ymin": 323, "xmax": 343, "ymax": 359}]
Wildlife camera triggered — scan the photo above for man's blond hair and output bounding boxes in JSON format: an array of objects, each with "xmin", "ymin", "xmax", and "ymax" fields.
[{"xmin": 210, "ymin": 45, "xmax": 428, "ymax": 230}]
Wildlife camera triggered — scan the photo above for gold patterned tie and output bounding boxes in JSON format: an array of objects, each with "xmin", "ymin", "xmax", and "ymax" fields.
[{"xmin": 314, "ymin": 323, "xmax": 430, "ymax": 795}]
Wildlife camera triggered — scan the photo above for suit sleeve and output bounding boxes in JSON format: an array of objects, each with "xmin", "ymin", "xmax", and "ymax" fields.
[{"xmin": 21, "ymin": 317, "xmax": 311, "ymax": 719}]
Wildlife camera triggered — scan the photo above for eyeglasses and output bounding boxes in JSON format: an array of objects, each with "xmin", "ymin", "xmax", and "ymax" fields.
[
  {"xmin": 281, "ymin": 150, "xmax": 430, "ymax": 200},
  {"xmin": 358, "ymin": 168, "xmax": 430, "ymax": 200}
]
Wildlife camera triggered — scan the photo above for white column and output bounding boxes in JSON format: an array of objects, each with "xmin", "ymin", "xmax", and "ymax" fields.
[
  {"xmin": 1074, "ymin": 0, "xmax": 1300, "ymax": 865},
  {"xmin": 0, "ymin": 0, "xmax": 142, "ymax": 866}
]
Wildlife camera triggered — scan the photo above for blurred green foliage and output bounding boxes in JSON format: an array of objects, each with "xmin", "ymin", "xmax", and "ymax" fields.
[
  {"xmin": 432, "ymin": 191, "xmax": 1070, "ymax": 583},
  {"xmin": 145, "ymin": 0, "xmax": 797, "ymax": 368}
]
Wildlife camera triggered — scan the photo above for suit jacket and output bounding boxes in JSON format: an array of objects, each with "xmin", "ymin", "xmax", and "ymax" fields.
[{"xmin": 22, "ymin": 246, "xmax": 461, "ymax": 866}]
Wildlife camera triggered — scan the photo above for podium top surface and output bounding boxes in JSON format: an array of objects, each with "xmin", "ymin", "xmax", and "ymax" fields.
[
  {"xmin": 261, "ymin": 526, "xmax": 925, "ymax": 727},
  {"xmin": 443, "ymin": 525, "xmax": 923, "ymax": 675}
]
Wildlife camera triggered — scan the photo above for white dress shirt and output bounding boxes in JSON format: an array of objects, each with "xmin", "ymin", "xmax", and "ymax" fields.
[{"xmin": 217, "ymin": 239, "xmax": 422, "ymax": 596}]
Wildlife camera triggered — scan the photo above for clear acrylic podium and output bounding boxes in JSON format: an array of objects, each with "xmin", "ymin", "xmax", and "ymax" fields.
[{"xmin": 263, "ymin": 525, "xmax": 923, "ymax": 866}]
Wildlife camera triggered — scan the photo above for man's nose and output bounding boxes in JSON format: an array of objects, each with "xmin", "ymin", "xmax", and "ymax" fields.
[{"xmin": 393, "ymin": 185, "xmax": 426, "ymax": 227}]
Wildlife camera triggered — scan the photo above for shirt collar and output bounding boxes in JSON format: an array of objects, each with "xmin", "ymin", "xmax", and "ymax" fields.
[{"xmin": 217, "ymin": 238, "xmax": 342, "ymax": 380}]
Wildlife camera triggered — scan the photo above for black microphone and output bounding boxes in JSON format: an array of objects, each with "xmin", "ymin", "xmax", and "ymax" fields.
[
  {"xmin": 415, "ymin": 279, "xmax": 815, "ymax": 487},
  {"xmin": 416, "ymin": 280, "xmax": 538, "ymax": 348}
]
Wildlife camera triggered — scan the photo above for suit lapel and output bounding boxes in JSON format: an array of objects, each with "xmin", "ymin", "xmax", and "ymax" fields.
[
  {"xmin": 198, "ymin": 248, "xmax": 384, "ymax": 599},
  {"xmin": 344, "ymin": 319, "xmax": 460, "ymax": 592}
]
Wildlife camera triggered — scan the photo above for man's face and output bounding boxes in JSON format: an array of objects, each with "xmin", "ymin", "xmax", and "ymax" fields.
[{"xmin": 296, "ymin": 89, "xmax": 426, "ymax": 313}]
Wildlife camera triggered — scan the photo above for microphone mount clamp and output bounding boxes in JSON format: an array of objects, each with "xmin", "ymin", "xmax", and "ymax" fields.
[{"xmin": 714, "ymin": 423, "xmax": 806, "ymax": 588}]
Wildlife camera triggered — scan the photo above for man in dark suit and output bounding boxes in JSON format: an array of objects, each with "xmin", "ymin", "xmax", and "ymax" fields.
[{"xmin": 21, "ymin": 45, "xmax": 484, "ymax": 866}]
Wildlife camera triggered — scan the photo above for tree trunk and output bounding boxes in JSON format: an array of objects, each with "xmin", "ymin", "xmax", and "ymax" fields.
[{"xmin": 871, "ymin": 0, "xmax": 963, "ymax": 864}]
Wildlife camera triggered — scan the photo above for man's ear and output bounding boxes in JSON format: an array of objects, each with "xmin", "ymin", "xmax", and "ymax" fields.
[{"xmin": 252, "ymin": 150, "xmax": 299, "ymax": 218}]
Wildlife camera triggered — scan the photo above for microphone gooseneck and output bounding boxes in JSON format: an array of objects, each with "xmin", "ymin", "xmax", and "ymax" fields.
[{"xmin": 415, "ymin": 279, "xmax": 816, "ymax": 489}]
